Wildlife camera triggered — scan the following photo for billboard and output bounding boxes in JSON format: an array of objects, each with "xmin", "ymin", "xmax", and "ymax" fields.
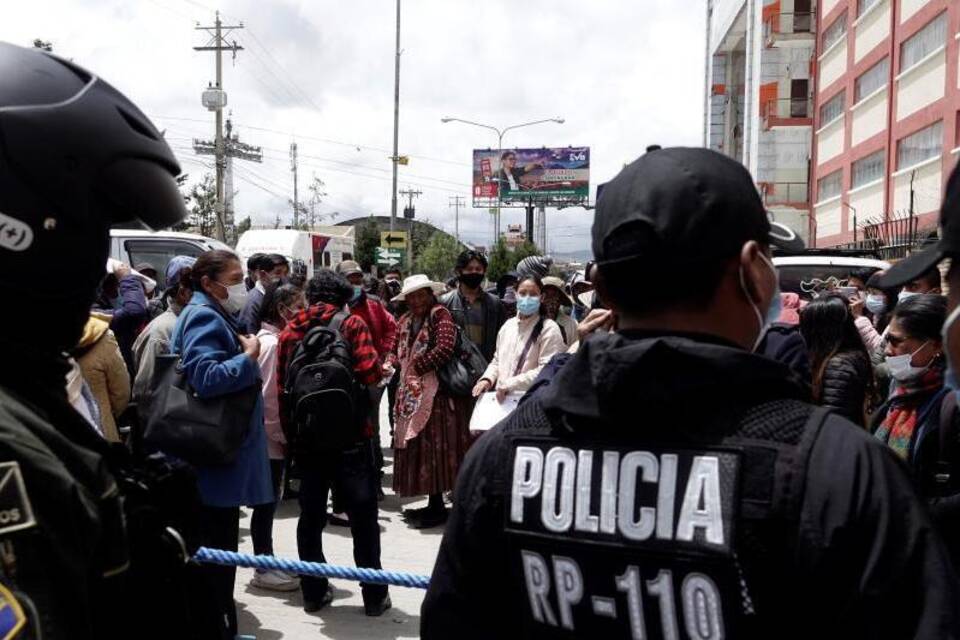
[{"xmin": 472, "ymin": 147, "xmax": 589, "ymax": 208}]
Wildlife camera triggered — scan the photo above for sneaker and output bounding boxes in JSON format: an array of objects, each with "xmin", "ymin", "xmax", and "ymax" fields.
[
  {"xmin": 327, "ymin": 512, "xmax": 350, "ymax": 527},
  {"xmin": 303, "ymin": 585, "xmax": 335, "ymax": 613},
  {"xmin": 364, "ymin": 595, "xmax": 392, "ymax": 617},
  {"xmin": 250, "ymin": 569, "xmax": 301, "ymax": 592}
]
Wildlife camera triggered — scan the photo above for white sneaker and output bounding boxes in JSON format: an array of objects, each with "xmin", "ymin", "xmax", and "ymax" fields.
[{"xmin": 250, "ymin": 569, "xmax": 300, "ymax": 592}]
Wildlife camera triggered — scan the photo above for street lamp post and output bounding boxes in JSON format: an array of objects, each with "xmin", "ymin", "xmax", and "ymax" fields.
[{"xmin": 441, "ymin": 116, "xmax": 564, "ymax": 246}]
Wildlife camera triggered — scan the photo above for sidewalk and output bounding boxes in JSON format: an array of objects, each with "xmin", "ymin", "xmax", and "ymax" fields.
[{"xmin": 235, "ymin": 399, "xmax": 442, "ymax": 639}]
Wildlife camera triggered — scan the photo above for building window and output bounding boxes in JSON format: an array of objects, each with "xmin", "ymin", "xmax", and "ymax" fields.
[
  {"xmin": 854, "ymin": 58, "xmax": 889, "ymax": 103},
  {"xmin": 818, "ymin": 170, "xmax": 843, "ymax": 201},
  {"xmin": 900, "ymin": 13, "xmax": 947, "ymax": 73},
  {"xmin": 857, "ymin": 0, "xmax": 879, "ymax": 17},
  {"xmin": 819, "ymin": 91, "xmax": 845, "ymax": 126},
  {"xmin": 822, "ymin": 14, "xmax": 847, "ymax": 51},
  {"xmin": 851, "ymin": 150, "xmax": 885, "ymax": 188},
  {"xmin": 897, "ymin": 121, "xmax": 943, "ymax": 170}
]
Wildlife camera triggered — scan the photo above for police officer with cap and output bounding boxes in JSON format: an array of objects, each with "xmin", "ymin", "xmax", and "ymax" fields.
[
  {"xmin": 422, "ymin": 147, "xmax": 959, "ymax": 638},
  {"xmin": 874, "ymin": 161, "xmax": 960, "ymax": 565},
  {"xmin": 0, "ymin": 43, "xmax": 195, "ymax": 637}
]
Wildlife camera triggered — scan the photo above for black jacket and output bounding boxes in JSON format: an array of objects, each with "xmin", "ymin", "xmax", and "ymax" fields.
[
  {"xmin": 440, "ymin": 287, "xmax": 506, "ymax": 363},
  {"xmin": 818, "ymin": 350, "xmax": 872, "ymax": 426},
  {"xmin": 759, "ymin": 322, "xmax": 811, "ymax": 384},
  {"xmin": 422, "ymin": 332, "xmax": 959, "ymax": 639}
]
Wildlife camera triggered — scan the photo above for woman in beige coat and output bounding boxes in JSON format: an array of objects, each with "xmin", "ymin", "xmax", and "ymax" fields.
[
  {"xmin": 75, "ymin": 313, "xmax": 130, "ymax": 442},
  {"xmin": 472, "ymin": 274, "xmax": 565, "ymax": 401}
]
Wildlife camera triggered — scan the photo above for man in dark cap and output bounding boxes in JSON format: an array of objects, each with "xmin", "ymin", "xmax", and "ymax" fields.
[{"xmin": 422, "ymin": 147, "xmax": 958, "ymax": 638}]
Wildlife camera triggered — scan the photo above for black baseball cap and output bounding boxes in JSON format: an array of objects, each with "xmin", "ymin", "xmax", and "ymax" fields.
[
  {"xmin": 592, "ymin": 147, "xmax": 804, "ymax": 269},
  {"xmin": 874, "ymin": 162, "xmax": 960, "ymax": 288}
]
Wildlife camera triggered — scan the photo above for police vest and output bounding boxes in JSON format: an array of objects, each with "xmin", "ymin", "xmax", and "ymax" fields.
[{"xmin": 498, "ymin": 398, "xmax": 829, "ymax": 639}]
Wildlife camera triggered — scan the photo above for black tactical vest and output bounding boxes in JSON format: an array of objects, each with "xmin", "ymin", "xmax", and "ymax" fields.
[{"xmin": 496, "ymin": 397, "xmax": 829, "ymax": 639}]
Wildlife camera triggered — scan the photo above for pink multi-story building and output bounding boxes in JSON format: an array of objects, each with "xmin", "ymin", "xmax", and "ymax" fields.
[{"xmin": 811, "ymin": 0, "xmax": 960, "ymax": 249}]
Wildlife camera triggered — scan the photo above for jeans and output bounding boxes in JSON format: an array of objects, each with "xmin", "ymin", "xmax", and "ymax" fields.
[
  {"xmin": 250, "ymin": 459, "xmax": 286, "ymax": 557},
  {"xmin": 296, "ymin": 441, "xmax": 387, "ymax": 606}
]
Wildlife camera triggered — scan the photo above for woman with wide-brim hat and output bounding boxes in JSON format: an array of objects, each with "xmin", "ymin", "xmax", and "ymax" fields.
[
  {"xmin": 390, "ymin": 275, "xmax": 473, "ymax": 528},
  {"xmin": 541, "ymin": 276, "xmax": 579, "ymax": 347}
]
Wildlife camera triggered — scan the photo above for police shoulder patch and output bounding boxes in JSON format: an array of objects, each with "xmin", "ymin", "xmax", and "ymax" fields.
[
  {"xmin": 0, "ymin": 582, "xmax": 26, "ymax": 639},
  {"xmin": 0, "ymin": 463, "xmax": 36, "ymax": 537}
]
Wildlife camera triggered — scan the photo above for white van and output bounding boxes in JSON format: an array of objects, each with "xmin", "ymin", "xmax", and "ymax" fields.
[
  {"xmin": 235, "ymin": 228, "xmax": 355, "ymax": 278},
  {"xmin": 110, "ymin": 229, "xmax": 232, "ymax": 290},
  {"xmin": 774, "ymin": 254, "xmax": 891, "ymax": 300}
]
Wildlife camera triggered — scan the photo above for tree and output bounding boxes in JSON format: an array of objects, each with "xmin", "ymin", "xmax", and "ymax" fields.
[
  {"xmin": 354, "ymin": 217, "xmax": 381, "ymax": 271},
  {"xmin": 415, "ymin": 233, "xmax": 461, "ymax": 281},
  {"xmin": 486, "ymin": 238, "xmax": 513, "ymax": 284},
  {"xmin": 305, "ymin": 174, "xmax": 327, "ymax": 229},
  {"xmin": 174, "ymin": 173, "xmax": 217, "ymax": 237},
  {"xmin": 236, "ymin": 216, "xmax": 252, "ymax": 239}
]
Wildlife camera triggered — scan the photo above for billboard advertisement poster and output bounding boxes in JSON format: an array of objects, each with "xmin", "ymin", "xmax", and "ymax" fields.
[{"xmin": 472, "ymin": 147, "xmax": 589, "ymax": 208}]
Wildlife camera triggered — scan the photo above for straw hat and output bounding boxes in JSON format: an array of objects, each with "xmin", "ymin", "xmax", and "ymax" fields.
[
  {"xmin": 391, "ymin": 274, "xmax": 445, "ymax": 302},
  {"xmin": 541, "ymin": 276, "xmax": 573, "ymax": 307}
]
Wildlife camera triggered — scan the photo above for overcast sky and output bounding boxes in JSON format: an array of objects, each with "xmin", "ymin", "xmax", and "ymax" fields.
[{"xmin": 4, "ymin": 0, "xmax": 705, "ymax": 254}]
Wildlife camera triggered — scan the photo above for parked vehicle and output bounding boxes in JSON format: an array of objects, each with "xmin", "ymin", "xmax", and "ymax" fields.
[
  {"xmin": 235, "ymin": 228, "xmax": 355, "ymax": 278},
  {"xmin": 110, "ymin": 229, "xmax": 232, "ymax": 290},
  {"xmin": 773, "ymin": 254, "xmax": 891, "ymax": 300}
]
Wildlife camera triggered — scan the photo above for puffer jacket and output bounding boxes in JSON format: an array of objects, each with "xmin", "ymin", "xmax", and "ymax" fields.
[
  {"xmin": 75, "ymin": 314, "xmax": 130, "ymax": 442},
  {"xmin": 818, "ymin": 349, "xmax": 871, "ymax": 426}
]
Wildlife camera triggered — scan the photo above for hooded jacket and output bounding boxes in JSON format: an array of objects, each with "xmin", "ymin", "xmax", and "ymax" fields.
[
  {"xmin": 75, "ymin": 315, "xmax": 130, "ymax": 442},
  {"xmin": 422, "ymin": 331, "xmax": 959, "ymax": 639}
]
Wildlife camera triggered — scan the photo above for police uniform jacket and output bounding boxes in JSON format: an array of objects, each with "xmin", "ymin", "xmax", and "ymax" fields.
[{"xmin": 421, "ymin": 331, "xmax": 960, "ymax": 639}]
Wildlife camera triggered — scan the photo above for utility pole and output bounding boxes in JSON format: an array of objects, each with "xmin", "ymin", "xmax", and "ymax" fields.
[
  {"xmin": 389, "ymin": 0, "xmax": 402, "ymax": 232},
  {"xmin": 399, "ymin": 187, "xmax": 420, "ymax": 271},
  {"xmin": 194, "ymin": 11, "xmax": 243, "ymax": 242},
  {"xmin": 193, "ymin": 116, "xmax": 262, "ymax": 245},
  {"xmin": 290, "ymin": 142, "xmax": 299, "ymax": 228},
  {"xmin": 448, "ymin": 195, "xmax": 464, "ymax": 244}
]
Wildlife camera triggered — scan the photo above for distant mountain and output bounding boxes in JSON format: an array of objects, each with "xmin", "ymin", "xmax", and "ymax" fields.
[{"xmin": 550, "ymin": 249, "xmax": 593, "ymax": 264}]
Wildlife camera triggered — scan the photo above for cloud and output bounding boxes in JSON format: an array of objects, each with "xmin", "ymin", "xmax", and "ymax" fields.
[{"xmin": 1, "ymin": 0, "xmax": 706, "ymax": 254}]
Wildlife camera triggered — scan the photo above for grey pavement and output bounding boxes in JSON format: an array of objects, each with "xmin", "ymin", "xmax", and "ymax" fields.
[{"xmin": 235, "ymin": 395, "xmax": 442, "ymax": 640}]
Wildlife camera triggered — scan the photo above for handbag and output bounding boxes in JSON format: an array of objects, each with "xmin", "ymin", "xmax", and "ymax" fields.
[
  {"xmin": 429, "ymin": 310, "xmax": 488, "ymax": 397},
  {"xmin": 139, "ymin": 307, "xmax": 259, "ymax": 466}
]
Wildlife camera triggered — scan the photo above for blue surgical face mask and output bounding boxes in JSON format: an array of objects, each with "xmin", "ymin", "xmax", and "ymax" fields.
[
  {"xmin": 517, "ymin": 295, "xmax": 541, "ymax": 317},
  {"xmin": 865, "ymin": 294, "xmax": 886, "ymax": 315},
  {"xmin": 351, "ymin": 285, "xmax": 363, "ymax": 302}
]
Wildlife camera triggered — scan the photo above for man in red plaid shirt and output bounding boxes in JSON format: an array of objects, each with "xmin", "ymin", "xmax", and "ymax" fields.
[{"xmin": 277, "ymin": 270, "xmax": 390, "ymax": 617}]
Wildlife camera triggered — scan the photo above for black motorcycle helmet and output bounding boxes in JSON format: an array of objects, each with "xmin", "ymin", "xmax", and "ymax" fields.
[{"xmin": 0, "ymin": 42, "xmax": 186, "ymax": 353}]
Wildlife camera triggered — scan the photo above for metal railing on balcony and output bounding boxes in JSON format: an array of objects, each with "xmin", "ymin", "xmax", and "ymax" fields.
[
  {"xmin": 761, "ymin": 182, "xmax": 809, "ymax": 205},
  {"xmin": 762, "ymin": 97, "xmax": 813, "ymax": 122},
  {"xmin": 763, "ymin": 12, "xmax": 815, "ymax": 42},
  {"xmin": 832, "ymin": 215, "xmax": 938, "ymax": 260}
]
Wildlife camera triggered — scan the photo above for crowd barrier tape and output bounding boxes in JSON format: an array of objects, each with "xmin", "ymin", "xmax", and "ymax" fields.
[{"xmin": 193, "ymin": 547, "xmax": 431, "ymax": 590}]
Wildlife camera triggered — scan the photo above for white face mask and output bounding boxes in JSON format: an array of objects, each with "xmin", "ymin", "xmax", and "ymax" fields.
[
  {"xmin": 217, "ymin": 281, "xmax": 248, "ymax": 315},
  {"xmin": 885, "ymin": 340, "xmax": 930, "ymax": 382},
  {"xmin": 898, "ymin": 290, "xmax": 920, "ymax": 304}
]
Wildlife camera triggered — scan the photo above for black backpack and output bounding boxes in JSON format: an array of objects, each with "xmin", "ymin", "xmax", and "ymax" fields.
[{"xmin": 284, "ymin": 312, "xmax": 366, "ymax": 452}]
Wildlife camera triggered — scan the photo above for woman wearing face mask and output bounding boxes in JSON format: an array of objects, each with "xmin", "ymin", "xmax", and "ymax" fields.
[
  {"xmin": 873, "ymin": 294, "xmax": 947, "ymax": 459},
  {"xmin": 171, "ymin": 249, "xmax": 274, "ymax": 639},
  {"xmin": 850, "ymin": 270, "xmax": 897, "ymax": 357},
  {"xmin": 473, "ymin": 275, "xmax": 565, "ymax": 402},
  {"xmin": 249, "ymin": 281, "xmax": 305, "ymax": 592}
]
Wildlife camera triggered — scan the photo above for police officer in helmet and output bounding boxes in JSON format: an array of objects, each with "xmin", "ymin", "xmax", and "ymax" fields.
[
  {"xmin": 0, "ymin": 42, "xmax": 192, "ymax": 637},
  {"xmin": 422, "ymin": 147, "xmax": 959, "ymax": 638}
]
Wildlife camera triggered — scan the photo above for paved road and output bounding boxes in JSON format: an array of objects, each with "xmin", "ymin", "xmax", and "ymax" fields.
[{"xmin": 235, "ymin": 398, "xmax": 442, "ymax": 639}]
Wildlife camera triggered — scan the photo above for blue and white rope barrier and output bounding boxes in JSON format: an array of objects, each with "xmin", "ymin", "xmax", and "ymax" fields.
[{"xmin": 193, "ymin": 547, "xmax": 431, "ymax": 590}]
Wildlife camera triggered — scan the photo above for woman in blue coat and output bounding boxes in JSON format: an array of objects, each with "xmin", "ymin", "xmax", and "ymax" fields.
[{"xmin": 171, "ymin": 249, "xmax": 273, "ymax": 639}]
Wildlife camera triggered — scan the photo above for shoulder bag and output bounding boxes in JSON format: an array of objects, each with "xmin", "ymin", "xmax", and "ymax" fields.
[{"xmin": 139, "ymin": 305, "xmax": 259, "ymax": 466}]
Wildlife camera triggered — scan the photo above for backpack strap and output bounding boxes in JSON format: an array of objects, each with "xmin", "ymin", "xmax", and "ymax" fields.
[
  {"xmin": 327, "ymin": 310, "xmax": 350, "ymax": 335},
  {"xmin": 936, "ymin": 391, "xmax": 958, "ymax": 485}
]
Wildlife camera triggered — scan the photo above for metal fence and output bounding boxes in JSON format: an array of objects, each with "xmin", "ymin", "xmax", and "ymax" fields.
[{"xmin": 833, "ymin": 216, "xmax": 938, "ymax": 260}]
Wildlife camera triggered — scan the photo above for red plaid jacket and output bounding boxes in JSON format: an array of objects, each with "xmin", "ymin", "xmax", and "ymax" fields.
[{"xmin": 277, "ymin": 302, "xmax": 382, "ymax": 436}]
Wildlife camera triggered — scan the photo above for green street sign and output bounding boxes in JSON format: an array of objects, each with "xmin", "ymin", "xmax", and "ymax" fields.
[{"xmin": 376, "ymin": 247, "xmax": 405, "ymax": 266}]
